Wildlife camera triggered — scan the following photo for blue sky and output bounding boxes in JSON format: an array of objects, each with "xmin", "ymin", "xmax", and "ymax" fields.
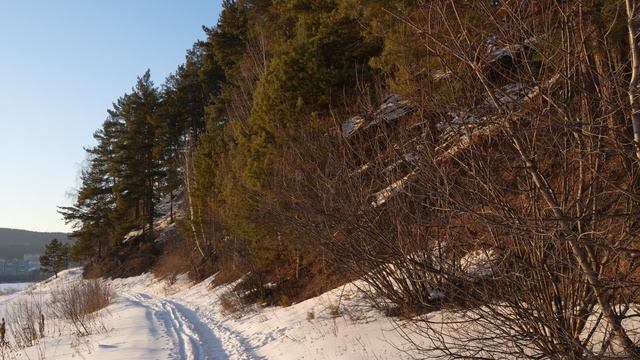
[{"xmin": 0, "ymin": 1, "xmax": 222, "ymax": 232}]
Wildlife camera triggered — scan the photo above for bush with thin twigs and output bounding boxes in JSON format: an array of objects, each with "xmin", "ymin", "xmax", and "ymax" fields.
[
  {"xmin": 274, "ymin": 5, "xmax": 640, "ymax": 354},
  {"xmin": 306, "ymin": 309, "xmax": 315, "ymax": 321},
  {"xmin": 49, "ymin": 279, "xmax": 114, "ymax": 336},
  {"xmin": 4, "ymin": 297, "xmax": 45, "ymax": 348},
  {"xmin": 219, "ymin": 291, "xmax": 244, "ymax": 317}
]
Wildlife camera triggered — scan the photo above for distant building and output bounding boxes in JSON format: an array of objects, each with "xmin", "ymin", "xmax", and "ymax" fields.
[
  {"xmin": 23, "ymin": 254, "xmax": 40, "ymax": 262},
  {"xmin": 0, "ymin": 256, "xmax": 41, "ymax": 282}
]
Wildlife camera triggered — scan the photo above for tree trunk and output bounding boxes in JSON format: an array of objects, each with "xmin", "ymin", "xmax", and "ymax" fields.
[
  {"xmin": 513, "ymin": 142, "xmax": 638, "ymax": 357},
  {"xmin": 469, "ymin": 59, "xmax": 638, "ymax": 357},
  {"xmin": 169, "ymin": 190, "xmax": 174, "ymax": 223},
  {"xmin": 183, "ymin": 141, "xmax": 206, "ymax": 258},
  {"xmin": 626, "ymin": 0, "xmax": 640, "ymax": 162}
]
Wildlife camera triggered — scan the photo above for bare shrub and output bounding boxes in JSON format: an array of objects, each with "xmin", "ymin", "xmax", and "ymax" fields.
[
  {"xmin": 152, "ymin": 237, "xmax": 193, "ymax": 283},
  {"xmin": 306, "ymin": 309, "xmax": 315, "ymax": 320},
  {"xmin": 327, "ymin": 304, "xmax": 341, "ymax": 318},
  {"xmin": 4, "ymin": 297, "xmax": 45, "ymax": 348},
  {"xmin": 49, "ymin": 279, "xmax": 114, "ymax": 336},
  {"xmin": 219, "ymin": 290, "xmax": 244, "ymax": 317},
  {"xmin": 275, "ymin": 0, "xmax": 640, "ymax": 357},
  {"xmin": 0, "ymin": 344, "xmax": 16, "ymax": 360}
]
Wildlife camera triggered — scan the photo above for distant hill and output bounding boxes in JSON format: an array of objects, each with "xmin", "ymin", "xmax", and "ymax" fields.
[{"xmin": 0, "ymin": 228, "xmax": 72, "ymax": 259}]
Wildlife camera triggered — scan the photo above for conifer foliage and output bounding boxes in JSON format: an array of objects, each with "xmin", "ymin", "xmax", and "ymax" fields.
[
  {"xmin": 59, "ymin": 3, "xmax": 640, "ymax": 357},
  {"xmin": 40, "ymin": 239, "xmax": 69, "ymax": 278},
  {"xmin": 60, "ymin": 0, "xmax": 381, "ymax": 282}
]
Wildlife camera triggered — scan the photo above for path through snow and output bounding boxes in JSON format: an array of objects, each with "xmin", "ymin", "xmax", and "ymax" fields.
[{"xmin": 124, "ymin": 291, "xmax": 256, "ymax": 360}]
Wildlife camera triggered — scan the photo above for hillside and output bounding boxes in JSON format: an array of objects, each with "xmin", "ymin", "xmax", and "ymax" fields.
[
  {"xmin": 53, "ymin": 1, "xmax": 640, "ymax": 358},
  {"xmin": 0, "ymin": 228, "xmax": 71, "ymax": 259}
]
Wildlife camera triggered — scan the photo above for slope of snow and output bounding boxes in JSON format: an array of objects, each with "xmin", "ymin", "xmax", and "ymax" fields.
[
  {"xmin": 0, "ymin": 270, "xmax": 172, "ymax": 360},
  {"xmin": 170, "ymin": 280, "xmax": 421, "ymax": 360},
  {"xmin": 0, "ymin": 269, "xmax": 423, "ymax": 359}
]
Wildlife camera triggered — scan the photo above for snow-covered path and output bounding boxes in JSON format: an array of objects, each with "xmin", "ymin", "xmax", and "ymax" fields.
[
  {"xmin": 120, "ymin": 285, "xmax": 262, "ymax": 360},
  {"xmin": 125, "ymin": 292, "xmax": 228, "ymax": 360}
]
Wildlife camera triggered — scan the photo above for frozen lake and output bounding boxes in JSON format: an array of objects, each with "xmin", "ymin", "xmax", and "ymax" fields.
[{"xmin": 0, "ymin": 282, "xmax": 32, "ymax": 295}]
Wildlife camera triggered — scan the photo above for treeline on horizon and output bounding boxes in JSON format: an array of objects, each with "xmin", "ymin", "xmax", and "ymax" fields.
[
  {"xmin": 59, "ymin": 1, "xmax": 640, "ymax": 357},
  {"xmin": 0, "ymin": 228, "xmax": 72, "ymax": 260}
]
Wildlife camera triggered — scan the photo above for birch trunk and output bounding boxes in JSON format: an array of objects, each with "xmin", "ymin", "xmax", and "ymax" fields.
[
  {"xmin": 626, "ymin": 0, "xmax": 640, "ymax": 161},
  {"xmin": 183, "ymin": 141, "xmax": 206, "ymax": 258}
]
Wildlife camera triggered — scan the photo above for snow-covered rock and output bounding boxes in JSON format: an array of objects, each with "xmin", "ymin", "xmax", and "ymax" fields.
[{"xmin": 341, "ymin": 94, "xmax": 417, "ymax": 138}]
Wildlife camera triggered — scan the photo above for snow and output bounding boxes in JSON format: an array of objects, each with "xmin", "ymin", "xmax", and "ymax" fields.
[
  {"xmin": 0, "ymin": 269, "xmax": 424, "ymax": 359},
  {"xmin": 382, "ymin": 152, "xmax": 419, "ymax": 175},
  {"xmin": 175, "ymin": 280, "xmax": 421, "ymax": 360},
  {"xmin": 460, "ymin": 249, "xmax": 495, "ymax": 279},
  {"xmin": 373, "ymin": 94, "xmax": 417, "ymax": 124},
  {"xmin": 362, "ymin": 94, "xmax": 417, "ymax": 132},
  {"xmin": 341, "ymin": 115, "xmax": 365, "ymax": 138},
  {"xmin": 371, "ymin": 170, "xmax": 417, "ymax": 207},
  {"xmin": 1, "ymin": 262, "xmax": 629, "ymax": 359},
  {"xmin": 123, "ymin": 189, "xmax": 183, "ymax": 244},
  {"xmin": 484, "ymin": 36, "xmax": 537, "ymax": 64},
  {"xmin": 349, "ymin": 163, "xmax": 370, "ymax": 176},
  {"xmin": 341, "ymin": 94, "xmax": 417, "ymax": 139},
  {"xmin": 0, "ymin": 283, "xmax": 32, "ymax": 295},
  {"xmin": 0, "ymin": 270, "xmax": 170, "ymax": 359}
]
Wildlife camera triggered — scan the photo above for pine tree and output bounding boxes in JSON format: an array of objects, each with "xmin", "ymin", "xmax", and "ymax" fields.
[
  {"xmin": 40, "ymin": 239, "xmax": 69, "ymax": 278},
  {"xmin": 59, "ymin": 114, "xmax": 123, "ymax": 259},
  {"xmin": 112, "ymin": 71, "xmax": 161, "ymax": 238},
  {"xmin": 217, "ymin": 0, "xmax": 381, "ymax": 267}
]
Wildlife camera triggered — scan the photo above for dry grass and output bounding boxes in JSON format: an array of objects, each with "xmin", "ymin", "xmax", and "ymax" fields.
[
  {"xmin": 4, "ymin": 297, "xmax": 45, "ymax": 348},
  {"xmin": 152, "ymin": 238, "xmax": 193, "ymax": 283},
  {"xmin": 219, "ymin": 291, "xmax": 244, "ymax": 317},
  {"xmin": 0, "ymin": 279, "xmax": 114, "ymax": 355},
  {"xmin": 49, "ymin": 279, "xmax": 114, "ymax": 336}
]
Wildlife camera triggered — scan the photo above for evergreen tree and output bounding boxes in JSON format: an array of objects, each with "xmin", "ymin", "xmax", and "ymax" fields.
[
  {"xmin": 59, "ymin": 115, "xmax": 123, "ymax": 259},
  {"xmin": 216, "ymin": 0, "xmax": 381, "ymax": 268},
  {"xmin": 40, "ymin": 239, "xmax": 69, "ymax": 278},
  {"xmin": 112, "ymin": 71, "xmax": 161, "ymax": 238}
]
